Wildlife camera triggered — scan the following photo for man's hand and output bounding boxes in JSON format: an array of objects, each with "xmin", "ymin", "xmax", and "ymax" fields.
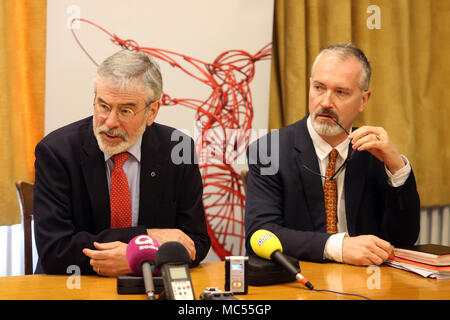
[
  {"xmin": 147, "ymin": 228, "xmax": 196, "ymax": 261},
  {"xmin": 342, "ymin": 235, "xmax": 392, "ymax": 266},
  {"xmin": 83, "ymin": 241, "xmax": 131, "ymax": 277},
  {"xmin": 348, "ymin": 126, "xmax": 405, "ymax": 174}
]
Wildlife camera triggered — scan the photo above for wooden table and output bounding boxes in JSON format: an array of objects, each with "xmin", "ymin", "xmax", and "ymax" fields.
[{"xmin": 0, "ymin": 261, "xmax": 448, "ymax": 300}]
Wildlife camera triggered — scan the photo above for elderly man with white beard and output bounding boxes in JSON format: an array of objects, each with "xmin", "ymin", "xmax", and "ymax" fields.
[{"xmin": 34, "ymin": 50, "xmax": 210, "ymax": 275}]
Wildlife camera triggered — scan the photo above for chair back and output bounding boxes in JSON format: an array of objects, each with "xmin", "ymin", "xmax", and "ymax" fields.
[{"xmin": 15, "ymin": 181, "xmax": 34, "ymax": 275}]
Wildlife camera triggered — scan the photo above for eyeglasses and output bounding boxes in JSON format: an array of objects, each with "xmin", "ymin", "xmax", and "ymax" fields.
[
  {"xmin": 301, "ymin": 118, "xmax": 356, "ymax": 181},
  {"xmin": 93, "ymin": 101, "xmax": 149, "ymax": 123}
]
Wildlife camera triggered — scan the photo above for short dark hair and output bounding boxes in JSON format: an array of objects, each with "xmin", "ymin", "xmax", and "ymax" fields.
[{"xmin": 312, "ymin": 43, "xmax": 371, "ymax": 91}]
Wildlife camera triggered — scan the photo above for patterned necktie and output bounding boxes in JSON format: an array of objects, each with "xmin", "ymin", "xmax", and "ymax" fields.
[
  {"xmin": 110, "ymin": 152, "xmax": 132, "ymax": 228},
  {"xmin": 324, "ymin": 149, "xmax": 339, "ymax": 233}
]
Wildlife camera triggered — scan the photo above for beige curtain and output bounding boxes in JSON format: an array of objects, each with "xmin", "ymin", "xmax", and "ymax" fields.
[
  {"xmin": 0, "ymin": 0, "xmax": 46, "ymax": 225},
  {"xmin": 270, "ymin": 0, "xmax": 450, "ymax": 206}
]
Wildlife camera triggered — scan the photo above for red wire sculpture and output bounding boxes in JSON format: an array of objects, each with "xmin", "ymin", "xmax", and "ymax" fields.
[{"xmin": 71, "ymin": 18, "xmax": 271, "ymax": 259}]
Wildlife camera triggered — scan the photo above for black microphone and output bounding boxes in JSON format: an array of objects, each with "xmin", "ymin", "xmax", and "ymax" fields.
[
  {"xmin": 271, "ymin": 251, "xmax": 313, "ymax": 289},
  {"xmin": 155, "ymin": 241, "xmax": 195, "ymax": 300}
]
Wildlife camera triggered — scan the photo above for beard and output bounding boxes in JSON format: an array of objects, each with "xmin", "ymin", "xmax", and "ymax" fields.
[
  {"xmin": 310, "ymin": 107, "xmax": 344, "ymax": 137},
  {"xmin": 93, "ymin": 116, "xmax": 148, "ymax": 155}
]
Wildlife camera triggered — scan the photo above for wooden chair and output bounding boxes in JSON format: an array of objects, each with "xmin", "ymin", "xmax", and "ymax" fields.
[{"xmin": 15, "ymin": 181, "xmax": 35, "ymax": 275}]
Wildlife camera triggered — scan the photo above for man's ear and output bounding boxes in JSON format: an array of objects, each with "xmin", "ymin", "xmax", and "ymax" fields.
[
  {"xmin": 359, "ymin": 90, "xmax": 371, "ymax": 112},
  {"xmin": 146, "ymin": 100, "xmax": 161, "ymax": 126}
]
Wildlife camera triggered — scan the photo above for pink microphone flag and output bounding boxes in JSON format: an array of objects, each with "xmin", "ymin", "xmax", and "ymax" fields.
[{"xmin": 126, "ymin": 235, "xmax": 160, "ymax": 276}]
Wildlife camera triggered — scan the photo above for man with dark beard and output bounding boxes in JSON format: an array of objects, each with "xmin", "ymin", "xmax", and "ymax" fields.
[
  {"xmin": 245, "ymin": 44, "xmax": 420, "ymax": 266},
  {"xmin": 34, "ymin": 50, "xmax": 210, "ymax": 275}
]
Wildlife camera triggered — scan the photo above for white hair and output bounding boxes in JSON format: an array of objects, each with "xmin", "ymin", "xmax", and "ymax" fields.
[{"xmin": 94, "ymin": 50, "xmax": 163, "ymax": 103}]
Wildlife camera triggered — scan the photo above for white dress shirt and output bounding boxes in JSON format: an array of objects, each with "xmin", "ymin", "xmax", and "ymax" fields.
[{"xmin": 306, "ymin": 116, "xmax": 411, "ymax": 262}]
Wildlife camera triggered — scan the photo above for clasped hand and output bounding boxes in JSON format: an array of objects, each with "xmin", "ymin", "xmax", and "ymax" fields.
[
  {"xmin": 83, "ymin": 228, "xmax": 196, "ymax": 277},
  {"xmin": 342, "ymin": 235, "xmax": 393, "ymax": 266}
]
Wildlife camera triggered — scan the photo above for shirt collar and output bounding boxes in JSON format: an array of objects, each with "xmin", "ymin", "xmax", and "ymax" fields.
[
  {"xmin": 306, "ymin": 115, "xmax": 350, "ymax": 161},
  {"xmin": 103, "ymin": 135, "xmax": 143, "ymax": 163}
]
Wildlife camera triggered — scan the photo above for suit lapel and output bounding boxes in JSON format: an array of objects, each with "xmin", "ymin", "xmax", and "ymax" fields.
[
  {"xmin": 138, "ymin": 124, "xmax": 165, "ymax": 226},
  {"xmin": 344, "ymin": 147, "xmax": 366, "ymax": 236},
  {"xmin": 80, "ymin": 119, "xmax": 110, "ymax": 232},
  {"xmin": 293, "ymin": 117, "xmax": 327, "ymax": 231}
]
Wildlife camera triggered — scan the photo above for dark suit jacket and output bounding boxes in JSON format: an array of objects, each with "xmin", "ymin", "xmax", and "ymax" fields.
[
  {"xmin": 245, "ymin": 116, "xmax": 420, "ymax": 262},
  {"xmin": 34, "ymin": 116, "xmax": 210, "ymax": 274}
]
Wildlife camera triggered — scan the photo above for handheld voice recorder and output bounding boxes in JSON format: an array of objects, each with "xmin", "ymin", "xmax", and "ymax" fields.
[
  {"xmin": 225, "ymin": 256, "xmax": 248, "ymax": 294},
  {"xmin": 160, "ymin": 263, "xmax": 195, "ymax": 300}
]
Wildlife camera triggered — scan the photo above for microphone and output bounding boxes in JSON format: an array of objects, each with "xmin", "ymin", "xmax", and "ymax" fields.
[
  {"xmin": 250, "ymin": 229, "xmax": 314, "ymax": 290},
  {"xmin": 155, "ymin": 241, "xmax": 195, "ymax": 300},
  {"xmin": 155, "ymin": 241, "xmax": 191, "ymax": 267},
  {"xmin": 126, "ymin": 235, "xmax": 160, "ymax": 300}
]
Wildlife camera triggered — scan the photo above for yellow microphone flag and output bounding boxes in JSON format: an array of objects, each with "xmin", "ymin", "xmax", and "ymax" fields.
[{"xmin": 250, "ymin": 229, "xmax": 283, "ymax": 260}]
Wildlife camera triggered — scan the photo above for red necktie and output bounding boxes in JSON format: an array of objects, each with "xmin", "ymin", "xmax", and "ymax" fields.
[
  {"xmin": 110, "ymin": 152, "xmax": 132, "ymax": 228},
  {"xmin": 324, "ymin": 149, "xmax": 339, "ymax": 233}
]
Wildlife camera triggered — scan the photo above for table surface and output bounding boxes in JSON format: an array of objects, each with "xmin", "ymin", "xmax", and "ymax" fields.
[{"xmin": 0, "ymin": 261, "xmax": 448, "ymax": 300}]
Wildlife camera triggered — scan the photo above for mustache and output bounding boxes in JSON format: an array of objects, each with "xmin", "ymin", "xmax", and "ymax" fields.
[
  {"xmin": 314, "ymin": 108, "xmax": 339, "ymax": 121},
  {"xmin": 96, "ymin": 125, "xmax": 128, "ymax": 141}
]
